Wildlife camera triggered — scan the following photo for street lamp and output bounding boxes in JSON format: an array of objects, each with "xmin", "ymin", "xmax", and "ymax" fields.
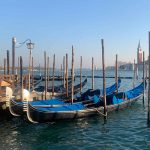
[{"xmin": 16, "ymin": 39, "xmax": 34, "ymax": 92}]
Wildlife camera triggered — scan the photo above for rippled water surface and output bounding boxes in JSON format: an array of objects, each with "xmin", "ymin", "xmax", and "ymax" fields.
[{"xmin": 0, "ymin": 70, "xmax": 150, "ymax": 150}]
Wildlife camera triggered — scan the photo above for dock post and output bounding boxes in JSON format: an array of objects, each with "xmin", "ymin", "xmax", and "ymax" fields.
[
  {"xmin": 71, "ymin": 46, "xmax": 74, "ymax": 104},
  {"xmin": 12, "ymin": 37, "xmax": 16, "ymax": 75},
  {"xmin": 12, "ymin": 37, "xmax": 16, "ymax": 90},
  {"xmin": 20, "ymin": 56, "xmax": 23, "ymax": 101},
  {"xmin": 101, "ymin": 39, "xmax": 107, "ymax": 120},
  {"xmin": 115, "ymin": 54, "xmax": 118, "ymax": 93},
  {"xmin": 133, "ymin": 59, "xmax": 136, "ymax": 88},
  {"xmin": 32, "ymin": 57, "xmax": 34, "ymax": 90},
  {"xmin": 7, "ymin": 50, "xmax": 10, "ymax": 75},
  {"xmin": 147, "ymin": 32, "xmax": 150, "ymax": 125},
  {"xmin": 52, "ymin": 54, "xmax": 55, "ymax": 97},
  {"xmin": 47, "ymin": 56, "xmax": 50, "ymax": 94},
  {"xmin": 4, "ymin": 58, "xmax": 6, "ymax": 75},
  {"xmin": 63, "ymin": 56, "xmax": 66, "ymax": 88},
  {"xmin": 66, "ymin": 54, "xmax": 68, "ymax": 98},
  {"xmin": 92, "ymin": 57, "xmax": 94, "ymax": 90},
  {"xmin": 61, "ymin": 64, "xmax": 63, "ymax": 85},
  {"xmin": 80, "ymin": 56, "xmax": 82, "ymax": 94},
  {"xmin": 143, "ymin": 51, "xmax": 145, "ymax": 105},
  {"xmin": 44, "ymin": 51, "xmax": 47, "ymax": 100}
]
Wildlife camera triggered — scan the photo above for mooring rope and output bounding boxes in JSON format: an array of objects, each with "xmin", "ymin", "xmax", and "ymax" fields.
[{"xmin": 94, "ymin": 107, "xmax": 107, "ymax": 117}]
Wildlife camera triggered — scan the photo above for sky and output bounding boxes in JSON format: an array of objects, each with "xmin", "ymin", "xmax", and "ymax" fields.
[{"xmin": 0, "ymin": 0, "xmax": 150, "ymax": 69}]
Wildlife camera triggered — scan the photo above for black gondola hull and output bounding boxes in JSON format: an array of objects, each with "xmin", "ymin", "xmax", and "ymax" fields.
[{"xmin": 28, "ymin": 95, "xmax": 141, "ymax": 123}]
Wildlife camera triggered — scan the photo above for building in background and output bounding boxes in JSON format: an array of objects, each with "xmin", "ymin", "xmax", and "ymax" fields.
[
  {"xmin": 137, "ymin": 41, "xmax": 143, "ymax": 65},
  {"xmin": 136, "ymin": 41, "xmax": 143, "ymax": 71}
]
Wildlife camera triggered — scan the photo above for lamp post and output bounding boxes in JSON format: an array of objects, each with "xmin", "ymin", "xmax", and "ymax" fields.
[
  {"xmin": 16, "ymin": 38, "xmax": 34, "ymax": 92},
  {"xmin": 26, "ymin": 40, "xmax": 34, "ymax": 92}
]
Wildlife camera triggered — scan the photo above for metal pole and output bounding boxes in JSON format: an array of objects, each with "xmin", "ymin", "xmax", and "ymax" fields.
[
  {"xmin": 71, "ymin": 46, "xmax": 74, "ymax": 104},
  {"xmin": 147, "ymin": 32, "xmax": 150, "ymax": 125},
  {"xmin": 101, "ymin": 39, "xmax": 107, "ymax": 120},
  {"xmin": 92, "ymin": 57, "xmax": 94, "ymax": 90}
]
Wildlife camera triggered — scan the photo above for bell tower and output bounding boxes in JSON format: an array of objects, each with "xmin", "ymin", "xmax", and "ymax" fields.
[{"xmin": 137, "ymin": 41, "xmax": 143, "ymax": 65}]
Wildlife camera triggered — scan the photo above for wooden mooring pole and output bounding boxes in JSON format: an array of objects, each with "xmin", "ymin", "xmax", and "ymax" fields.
[
  {"xmin": 47, "ymin": 56, "xmax": 50, "ymax": 91},
  {"xmin": 115, "ymin": 54, "xmax": 118, "ymax": 93},
  {"xmin": 66, "ymin": 54, "xmax": 68, "ymax": 98},
  {"xmin": 20, "ymin": 56, "xmax": 23, "ymax": 101},
  {"xmin": 63, "ymin": 56, "xmax": 66, "ymax": 88},
  {"xmin": 71, "ymin": 46, "xmax": 74, "ymax": 104},
  {"xmin": 12, "ymin": 37, "xmax": 16, "ymax": 90},
  {"xmin": 80, "ymin": 56, "xmax": 82, "ymax": 94},
  {"xmin": 61, "ymin": 64, "xmax": 63, "ymax": 85},
  {"xmin": 7, "ymin": 50, "xmax": 10, "ymax": 75},
  {"xmin": 52, "ymin": 54, "xmax": 55, "ymax": 97},
  {"xmin": 18, "ymin": 57, "xmax": 20, "ymax": 75},
  {"xmin": 4, "ymin": 58, "xmax": 6, "ymax": 75},
  {"xmin": 101, "ymin": 39, "xmax": 107, "ymax": 120},
  {"xmin": 143, "ymin": 51, "xmax": 145, "ymax": 105},
  {"xmin": 92, "ymin": 57, "xmax": 94, "ymax": 90},
  {"xmin": 32, "ymin": 57, "xmax": 34, "ymax": 90},
  {"xmin": 146, "ymin": 64, "xmax": 148, "ymax": 79},
  {"xmin": 147, "ymin": 32, "xmax": 150, "ymax": 125},
  {"xmin": 44, "ymin": 52, "xmax": 47, "ymax": 100},
  {"xmin": 133, "ymin": 59, "xmax": 136, "ymax": 88}
]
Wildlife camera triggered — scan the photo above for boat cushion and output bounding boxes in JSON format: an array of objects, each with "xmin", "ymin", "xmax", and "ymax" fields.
[
  {"xmin": 88, "ymin": 95, "xmax": 100, "ymax": 104},
  {"xmin": 112, "ymin": 96, "xmax": 124, "ymax": 104},
  {"xmin": 30, "ymin": 99, "xmax": 65, "ymax": 106},
  {"xmin": 93, "ymin": 95, "xmax": 100, "ymax": 104},
  {"xmin": 37, "ymin": 103, "xmax": 85, "ymax": 112}
]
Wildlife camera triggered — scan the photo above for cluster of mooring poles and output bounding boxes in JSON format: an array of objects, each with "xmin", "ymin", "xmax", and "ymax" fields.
[{"xmin": 1, "ymin": 35, "xmax": 150, "ymax": 125}]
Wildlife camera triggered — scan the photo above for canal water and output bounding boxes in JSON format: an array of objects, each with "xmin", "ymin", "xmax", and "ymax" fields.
[{"xmin": 0, "ymin": 70, "xmax": 150, "ymax": 150}]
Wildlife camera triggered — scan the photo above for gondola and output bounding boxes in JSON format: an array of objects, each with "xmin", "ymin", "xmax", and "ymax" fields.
[
  {"xmin": 77, "ymin": 78, "xmax": 121, "ymax": 100},
  {"xmin": 32, "ymin": 78, "xmax": 87, "ymax": 98},
  {"xmin": 33, "ymin": 79, "xmax": 72, "ymax": 92},
  {"xmin": 34, "ymin": 75, "xmax": 72, "ymax": 81},
  {"xmin": 26, "ymin": 80, "xmax": 146, "ymax": 123},
  {"xmin": 8, "ymin": 78, "xmax": 87, "ymax": 116},
  {"xmin": 8, "ymin": 78, "xmax": 120, "ymax": 117}
]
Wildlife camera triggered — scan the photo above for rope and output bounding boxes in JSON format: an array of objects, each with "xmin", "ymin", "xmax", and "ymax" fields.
[{"xmin": 94, "ymin": 107, "xmax": 107, "ymax": 117}]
